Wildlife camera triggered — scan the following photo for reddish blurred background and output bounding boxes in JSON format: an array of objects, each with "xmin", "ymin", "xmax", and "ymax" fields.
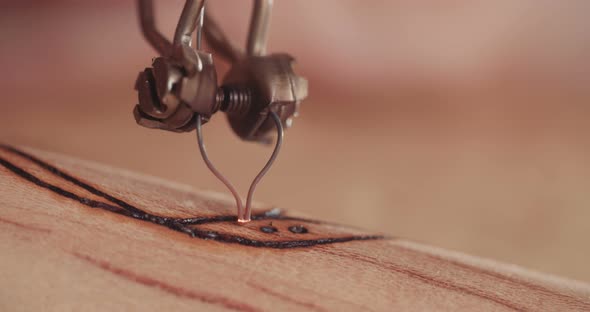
[{"xmin": 1, "ymin": 1, "xmax": 589, "ymax": 281}]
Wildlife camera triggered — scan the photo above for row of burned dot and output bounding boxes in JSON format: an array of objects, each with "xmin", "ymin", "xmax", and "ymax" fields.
[{"xmin": 260, "ymin": 225, "xmax": 308, "ymax": 234}]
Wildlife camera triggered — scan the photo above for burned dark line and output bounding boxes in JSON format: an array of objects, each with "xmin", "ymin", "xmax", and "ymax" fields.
[
  {"xmin": 178, "ymin": 213, "xmax": 331, "ymax": 226},
  {"xmin": 0, "ymin": 145, "xmax": 385, "ymax": 248},
  {"xmin": 0, "ymin": 157, "xmax": 127, "ymax": 216},
  {"xmin": 177, "ymin": 208, "xmax": 283, "ymax": 225},
  {"xmin": 189, "ymin": 227, "xmax": 384, "ymax": 249},
  {"xmin": 0, "ymin": 144, "xmax": 146, "ymax": 216},
  {"xmin": 177, "ymin": 214, "xmax": 238, "ymax": 225},
  {"xmin": 1, "ymin": 145, "xmax": 286, "ymax": 227},
  {"xmin": 0, "ymin": 155, "xmax": 195, "ymax": 235}
]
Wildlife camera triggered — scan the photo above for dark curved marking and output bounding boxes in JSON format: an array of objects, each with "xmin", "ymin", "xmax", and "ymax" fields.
[
  {"xmin": 177, "ymin": 213, "xmax": 327, "ymax": 226},
  {"xmin": 0, "ymin": 157, "xmax": 128, "ymax": 216},
  {"xmin": 1, "ymin": 145, "xmax": 146, "ymax": 216},
  {"xmin": 0, "ymin": 144, "xmax": 317, "ymax": 226},
  {"xmin": 188, "ymin": 228, "xmax": 382, "ymax": 249},
  {"xmin": 260, "ymin": 226, "xmax": 278, "ymax": 233},
  {"xmin": 0, "ymin": 145, "xmax": 385, "ymax": 248}
]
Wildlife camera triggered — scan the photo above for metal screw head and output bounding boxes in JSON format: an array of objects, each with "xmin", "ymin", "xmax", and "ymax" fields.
[
  {"xmin": 134, "ymin": 50, "xmax": 218, "ymax": 133},
  {"xmin": 223, "ymin": 54, "xmax": 308, "ymax": 142}
]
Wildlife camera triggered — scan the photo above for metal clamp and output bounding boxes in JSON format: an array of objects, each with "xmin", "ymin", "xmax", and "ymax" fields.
[{"xmin": 133, "ymin": 0, "xmax": 308, "ymax": 222}]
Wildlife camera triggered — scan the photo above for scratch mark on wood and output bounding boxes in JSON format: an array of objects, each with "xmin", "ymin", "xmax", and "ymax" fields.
[
  {"xmin": 247, "ymin": 281, "xmax": 329, "ymax": 312},
  {"xmin": 391, "ymin": 244, "xmax": 590, "ymax": 311},
  {"xmin": 71, "ymin": 251, "xmax": 261, "ymax": 312},
  {"xmin": 0, "ymin": 216, "xmax": 51, "ymax": 233},
  {"xmin": 321, "ymin": 248, "xmax": 528, "ymax": 311}
]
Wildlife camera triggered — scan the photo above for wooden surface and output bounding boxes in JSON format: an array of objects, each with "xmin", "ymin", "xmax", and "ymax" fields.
[
  {"xmin": 4, "ymin": 2, "xmax": 590, "ymax": 282},
  {"xmin": 1, "ymin": 145, "xmax": 589, "ymax": 312}
]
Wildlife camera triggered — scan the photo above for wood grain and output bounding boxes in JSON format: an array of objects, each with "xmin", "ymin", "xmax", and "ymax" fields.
[{"xmin": 0, "ymin": 145, "xmax": 589, "ymax": 311}]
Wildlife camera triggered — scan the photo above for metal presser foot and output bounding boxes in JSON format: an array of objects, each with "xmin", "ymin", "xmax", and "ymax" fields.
[{"xmin": 133, "ymin": 0, "xmax": 308, "ymax": 222}]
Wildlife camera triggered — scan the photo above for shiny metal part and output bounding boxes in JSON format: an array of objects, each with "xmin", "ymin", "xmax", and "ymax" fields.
[
  {"xmin": 242, "ymin": 111, "xmax": 283, "ymax": 222},
  {"xmin": 247, "ymin": 0, "xmax": 273, "ymax": 56},
  {"xmin": 196, "ymin": 111, "xmax": 283, "ymax": 222},
  {"xmin": 223, "ymin": 53, "xmax": 307, "ymax": 142},
  {"xmin": 135, "ymin": 0, "xmax": 217, "ymax": 132},
  {"xmin": 134, "ymin": 0, "xmax": 307, "ymax": 222},
  {"xmin": 196, "ymin": 114, "xmax": 244, "ymax": 218},
  {"xmin": 174, "ymin": 0, "xmax": 206, "ymax": 47},
  {"xmin": 202, "ymin": 0, "xmax": 308, "ymax": 142},
  {"xmin": 137, "ymin": 0, "xmax": 172, "ymax": 57}
]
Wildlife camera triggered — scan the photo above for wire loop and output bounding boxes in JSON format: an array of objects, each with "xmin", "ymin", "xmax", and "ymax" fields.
[{"xmin": 195, "ymin": 112, "xmax": 283, "ymax": 222}]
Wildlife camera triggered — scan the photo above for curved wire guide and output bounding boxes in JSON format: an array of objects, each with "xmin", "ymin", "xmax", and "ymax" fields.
[{"xmin": 133, "ymin": 0, "xmax": 307, "ymax": 222}]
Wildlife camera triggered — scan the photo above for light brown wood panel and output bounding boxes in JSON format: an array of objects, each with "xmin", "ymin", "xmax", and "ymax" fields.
[{"xmin": 1, "ymin": 145, "xmax": 589, "ymax": 311}]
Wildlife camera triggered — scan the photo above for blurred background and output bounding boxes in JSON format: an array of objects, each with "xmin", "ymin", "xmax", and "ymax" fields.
[{"xmin": 1, "ymin": 1, "xmax": 589, "ymax": 281}]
